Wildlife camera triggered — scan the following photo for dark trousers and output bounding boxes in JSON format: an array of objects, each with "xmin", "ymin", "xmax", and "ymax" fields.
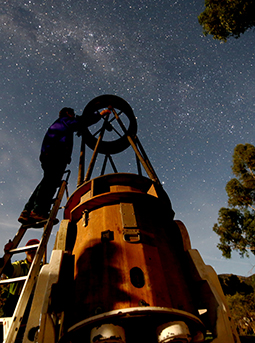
[
  {"xmin": 24, "ymin": 161, "xmax": 67, "ymax": 215},
  {"xmin": 2, "ymin": 293, "xmax": 19, "ymax": 317}
]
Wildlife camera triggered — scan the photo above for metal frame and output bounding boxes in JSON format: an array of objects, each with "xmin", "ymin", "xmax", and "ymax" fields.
[{"xmin": 77, "ymin": 104, "xmax": 161, "ymax": 187}]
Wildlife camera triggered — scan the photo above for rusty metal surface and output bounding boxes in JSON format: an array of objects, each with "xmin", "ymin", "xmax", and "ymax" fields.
[
  {"xmin": 71, "ymin": 193, "xmax": 194, "ymax": 326},
  {"xmin": 59, "ymin": 172, "xmax": 238, "ymax": 342},
  {"xmin": 64, "ymin": 173, "xmax": 169, "ymax": 220}
]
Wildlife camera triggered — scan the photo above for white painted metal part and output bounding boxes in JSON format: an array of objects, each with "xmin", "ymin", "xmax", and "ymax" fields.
[
  {"xmin": 157, "ymin": 321, "xmax": 192, "ymax": 342},
  {"xmin": 0, "ymin": 317, "xmax": 12, "ymax": 341},
  {"xmin": 90, "ymin": 323, "xmax": 126, "ymax": 343}
]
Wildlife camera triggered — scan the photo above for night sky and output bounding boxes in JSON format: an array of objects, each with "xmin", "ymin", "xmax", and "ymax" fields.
[{"xmin": 1, "ymin": 0, "xmax": 255, "ymax": 276}]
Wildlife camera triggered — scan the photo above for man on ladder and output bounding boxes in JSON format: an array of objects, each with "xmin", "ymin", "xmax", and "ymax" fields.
[
  {"xmin": 1, "ymin": 239, "xmax": 40, "ymax": 317},
  {"xmin": 18, "ymin": 107, "xmax": 80, "ymax": 224},
  {"xmin": 0, "ymin": 105, "xmax": 110, "ymax": 342},
  {"xmin": 18, "ymin": 106, "xmax": 110, "ymax": 225}
]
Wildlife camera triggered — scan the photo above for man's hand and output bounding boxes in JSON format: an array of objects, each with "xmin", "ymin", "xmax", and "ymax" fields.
[
  {"xmin": 4, "ymin": 240, "xmax": 13, "ymax": 253},
  {"xmin": 100, "ymin": 109, "xmax": 111, "ymax": 117}
]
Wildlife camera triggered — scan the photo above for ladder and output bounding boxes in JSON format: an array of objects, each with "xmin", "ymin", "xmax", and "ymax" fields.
[{"xmin": 0, "ymin": 172, "xmax": 70, "ymax": 343}]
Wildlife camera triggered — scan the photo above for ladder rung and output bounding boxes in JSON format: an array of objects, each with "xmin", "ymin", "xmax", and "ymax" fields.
[
  {"xmin": 0, "ymin": 276, "xmax": 27, "ymax": 285},
  {"xmin": 9, "ymin": 244, "xmax": 39, "ymax": 255}
]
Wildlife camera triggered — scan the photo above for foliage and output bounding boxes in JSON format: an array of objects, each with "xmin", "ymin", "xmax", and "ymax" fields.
[
  {"xmin": 198, "ymin": 0, "xmax": 255, "ymax": 41},
  {"xmin": 226, "ymin": 293, "xmax": 255, "ymax": 336},
  {"xmin": 219, "ymin": 274, "xmax": 255, "ymax": 336},
  {"xmin": 213, "ymin": 144, "xmax": 255, "ymax": 258}
]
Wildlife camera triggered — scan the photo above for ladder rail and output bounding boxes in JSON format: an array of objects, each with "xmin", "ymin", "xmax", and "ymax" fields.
[
  {"xmin": 0, "ymin": 170, "xmax": 70, "ymax": 279},
  {"xmin": 4, "ymin": 178, "xmax": 67, "ymax": 343}
]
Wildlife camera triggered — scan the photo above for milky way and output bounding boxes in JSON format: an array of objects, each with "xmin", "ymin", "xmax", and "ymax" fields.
[{"xmin": 1, "ymin": 0, "xmax": 255, "ymax": 275}]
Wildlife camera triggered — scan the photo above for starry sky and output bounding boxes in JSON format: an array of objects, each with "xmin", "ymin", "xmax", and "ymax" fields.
[{"xmin": 1, "ymin": 0, "xmax": 255, "ymax": 276}]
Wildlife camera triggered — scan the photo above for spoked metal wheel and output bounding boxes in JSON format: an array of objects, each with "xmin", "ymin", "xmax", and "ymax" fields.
[{"xmin": 82, "ymin": 94, "xmax": 137, "ymax": 155}]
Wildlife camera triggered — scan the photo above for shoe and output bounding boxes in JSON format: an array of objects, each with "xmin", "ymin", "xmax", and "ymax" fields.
[
  {"xmin": 18, "ymin": 210, "xmax": 31, "ymax": 224},
  {"xmin": 29, "ymin": 211, "xmax": 48, "ymax": 223},
  {"xmin": 29, "ymin": 211, "xmax": 59, "ymax": 226}
]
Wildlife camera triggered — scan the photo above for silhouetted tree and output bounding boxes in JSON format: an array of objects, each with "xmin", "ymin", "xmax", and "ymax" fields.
[
  {"xmin": 213, "ymin": 144, "xmax": 255, "ymax": 258},
  {"xmin": 198, "ymin": 0, "xmax": 255, "ymax": 41},
  {"xmin": 219, "ymin": 274, "xmax": 253, "ymax": 295}
]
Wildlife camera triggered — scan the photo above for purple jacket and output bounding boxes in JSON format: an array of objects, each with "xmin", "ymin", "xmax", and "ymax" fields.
[{"xmin": 40, "ymin": 115, "xmax": 79, "ymax": 165}]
